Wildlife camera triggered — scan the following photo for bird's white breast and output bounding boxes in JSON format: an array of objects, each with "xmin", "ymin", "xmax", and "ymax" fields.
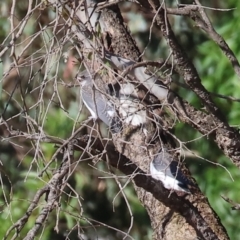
[
  {"xmin": 150, "ymin": 161, "xmax": 183, "ymax": 191},
  {"xmin": 119, "ymin": 83, "xmax": 147, "ymax": 126}
]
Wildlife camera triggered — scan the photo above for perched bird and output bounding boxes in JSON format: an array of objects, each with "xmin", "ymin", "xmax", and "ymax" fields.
[
  {"xmin": 118, "ymin": 82, "xmax": 147, "ymax": 126},
  {"xmin": 150, "ymin": 150, "xmax": 191, "ymax": 193},
  {"xmin": 77, "ymin": 70, "xmax": 121, "ymax": 133},
  {"xmin": 115, "ymin": 82, "xmax": 148, "ymax": 135}
]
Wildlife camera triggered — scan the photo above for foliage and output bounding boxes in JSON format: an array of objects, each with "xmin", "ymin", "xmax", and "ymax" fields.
[{"xmin": 0, "ymin": 0, "xmax": 240, "ymax": 239}]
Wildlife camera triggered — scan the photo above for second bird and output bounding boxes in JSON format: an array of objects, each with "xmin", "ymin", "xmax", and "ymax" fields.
[
  {"xmin": 150, "ymin": 150, "xmax": 192, "ymax": 193},
  {"xmin": 77, "ymin": 70, "xmax": 121, "ymax": 133}
]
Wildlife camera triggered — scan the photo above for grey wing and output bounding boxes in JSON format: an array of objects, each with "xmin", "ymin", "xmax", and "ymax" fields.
[
  {"xmin": 154, "ymin": 152, "xmax": 192, "ymax": 187},
  {"xmin": 82, "ymin": 89, "xmax": 114, "ymax": 126},
  {"xmin": 152, "ymin": 154, "xmax": 173, "ymax": 177},
  {"xmin": 93, "ymin": 92, "xmax": 121, "ymax": 133}
]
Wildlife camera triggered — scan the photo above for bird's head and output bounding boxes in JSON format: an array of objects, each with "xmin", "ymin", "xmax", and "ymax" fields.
[{"xmin": 76, "ymin": 70, "xmax": 93, "ymax": 87}]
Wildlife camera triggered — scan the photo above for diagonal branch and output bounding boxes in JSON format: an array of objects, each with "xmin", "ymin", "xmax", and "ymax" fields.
[
  {"xmin": 137, "ymin": 0, "xmax": 240, "ymax": 168},
  {"xmin": 192, "ymin": 0, "xmax": 240, "ymax": 78},
  {"xmin": 75, "ymin": 135, "xmax": 222, "ymax": 240}
]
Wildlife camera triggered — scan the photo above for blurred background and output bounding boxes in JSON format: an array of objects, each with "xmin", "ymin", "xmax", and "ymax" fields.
[{"xmin": 0, "ymin": 0, "xmax": 240, "ymax": 239}]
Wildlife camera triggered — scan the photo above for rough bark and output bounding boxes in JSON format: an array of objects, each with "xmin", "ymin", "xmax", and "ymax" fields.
[
  {"xmin": 137, "ymin": 0, "xmax": 240, "ymax": 167},
  {"xmin": 3, "ymin": 1, "xmax": 239, "ymax": 239},
  {"xmin": 99, "ymin": 4, "xmax": 229, "ymax": 240}
]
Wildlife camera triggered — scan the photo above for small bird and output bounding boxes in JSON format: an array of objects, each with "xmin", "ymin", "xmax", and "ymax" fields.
[
  {"xmin": 77, "ymin": 70, "xmax": 121, "ymax": 133},
  {"xmin": 118, "ymin": 82, "xmax": 147, "ymax": 126},
  {"xmin": 117, "ymin": 82, "xmax": 148, "ymax": 135},
  {"xmin": 150, "ymin": 150, "xmax": 191, "ymax": 193}
]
